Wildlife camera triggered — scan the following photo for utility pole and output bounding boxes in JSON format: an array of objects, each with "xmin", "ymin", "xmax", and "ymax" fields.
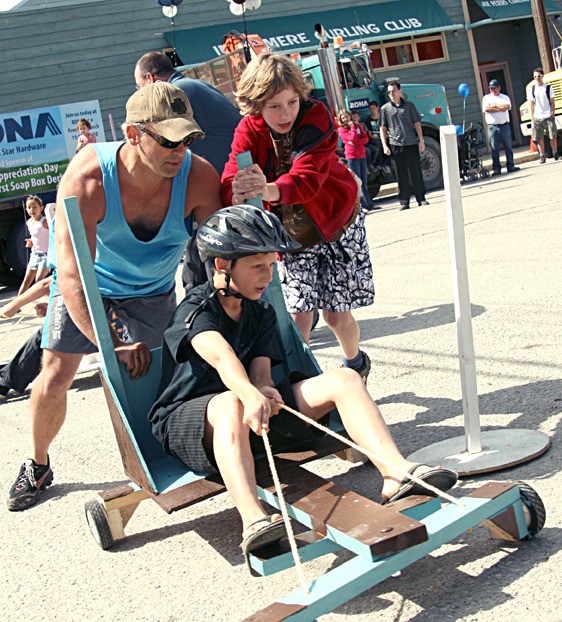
[{"xmin": 531, "ymin": 0, "xmax": 554, "ymax": 72}]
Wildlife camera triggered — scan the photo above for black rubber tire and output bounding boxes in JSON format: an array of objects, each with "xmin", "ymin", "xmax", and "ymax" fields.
[
  {"xmin": 516, "ymin": 481, "xmax": 546, "ymax": 540},
  {"xmin": 480, "ymin": 168, "xmax": 490, "ymax": 179},
  {"xmin": 5, "ymin": 220, "xmax": 28, "ymax": 278},
  {"xmin": 85, "ymin": 499, "xmax": 115, "ymax": 550},
  {"xmin": 420, "ymin": 136, "xmax": 443, "ymax": 191},
  {"xmin": 367, "ymin": 179, "xmax": 382, "ymax": 199},
  {"xmin": 465, "ymin": 172, "xmax": 477, "ymax": 182}
]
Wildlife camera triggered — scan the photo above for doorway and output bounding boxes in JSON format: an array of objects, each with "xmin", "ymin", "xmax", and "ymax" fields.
[{"xmin": 479, "ymin": 62, "xmax": 523, "ymax": 145}]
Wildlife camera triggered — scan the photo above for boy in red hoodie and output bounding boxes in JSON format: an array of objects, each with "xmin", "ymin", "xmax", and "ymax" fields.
[{"xmin": 221, "ymin": 53, "xmax": 375, "ymax": 380}]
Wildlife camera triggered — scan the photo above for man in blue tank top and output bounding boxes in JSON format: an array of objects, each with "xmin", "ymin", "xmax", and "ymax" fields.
[{"xmin": 7, "ymin": 82, "xmax": 222, "ymax": 512}]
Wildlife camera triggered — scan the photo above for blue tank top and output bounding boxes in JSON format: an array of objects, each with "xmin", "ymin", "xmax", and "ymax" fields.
[{"xmin": 92, "ymin": 141, "xmax": 192, "ymax": 298}]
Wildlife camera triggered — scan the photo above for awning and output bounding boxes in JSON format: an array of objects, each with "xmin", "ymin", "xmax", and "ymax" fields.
[
  {"xmin": 167, "ymin": 0, "xmax": 463, "ymax": 66},
  {"xmin": 468, "ymin": 0, "xmax": 560, "ymax": 28}
]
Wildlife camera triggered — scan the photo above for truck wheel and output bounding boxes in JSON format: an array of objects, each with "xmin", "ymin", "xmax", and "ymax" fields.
[
  {"xmin": 5, "ymin": 221, "xmax": 28, "ymax": 278},
  {"xmin": 420, "ymin": 136, "xmax": 443, "ymax": 191},
  {"xmin": 367, "ymin": 180, "xmax": 382, "ymax": 199}
]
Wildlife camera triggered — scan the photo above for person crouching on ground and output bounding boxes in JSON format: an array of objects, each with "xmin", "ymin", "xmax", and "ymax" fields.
[
  {"xmin": 221, "ymin": 52, "xmax": 375, "ymax": 380},
  {"xmin": 148, "ymin": 206, "xmax": 458, "ymax": 570}
]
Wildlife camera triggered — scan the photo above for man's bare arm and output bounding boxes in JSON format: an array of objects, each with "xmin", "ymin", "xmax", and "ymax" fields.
[
  {"xmin": 55, "ymin": 146, "xmax": 106, "ymax": 346},
  {"xmin": 185, "ymin": 154, "xmax": 223, "ymax": 225}
]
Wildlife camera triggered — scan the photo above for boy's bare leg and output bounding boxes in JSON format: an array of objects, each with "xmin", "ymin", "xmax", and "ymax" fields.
[
  {"xmin": 205, "ymin": 392, "xmax": 281, "ymax": 533},
  {"xmin": 292, "ymin": 369, "xmax": 430, "ymax": 501},
  {"xmin": 30, "ymin": 350, "xmax": 83, "ymax": 464},
  {"xmin": 290, "ymin": 310, "xmax": 314, "ymax": 344},
  {"xmin": 322, "ymin": 310, "xmax": 361, "ymax": 360}
]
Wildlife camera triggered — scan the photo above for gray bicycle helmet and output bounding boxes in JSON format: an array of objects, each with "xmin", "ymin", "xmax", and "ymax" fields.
[{"xmin": 196, "ymin": 205, "xmax": 301, "ymax": 262}]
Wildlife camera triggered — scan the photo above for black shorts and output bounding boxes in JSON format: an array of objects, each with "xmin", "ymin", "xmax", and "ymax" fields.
[{"xmin": 166, "ymin": 372, "xmax": 319, "ymax": 474}]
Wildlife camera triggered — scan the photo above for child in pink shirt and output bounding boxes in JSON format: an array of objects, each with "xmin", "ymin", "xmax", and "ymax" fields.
[
  {"xmin": 17, "ymin": 195, "xmax": 50, "ymax": 296},
  {"xmin": 75, "ymin": 117, "xmax": 97, "ymax": 152},
  {"xmin": 337, "ymin": 109, "xmax": 375, "ymax": 211}
]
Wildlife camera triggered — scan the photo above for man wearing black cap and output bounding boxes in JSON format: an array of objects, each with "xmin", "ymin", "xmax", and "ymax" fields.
[
  {"xmin": 7, "ymin": 82, "xmax": 222, "ymax": 512},
  {"xmin": 482, "ymin": 79, "xmax": 520, "ymax": 176}
]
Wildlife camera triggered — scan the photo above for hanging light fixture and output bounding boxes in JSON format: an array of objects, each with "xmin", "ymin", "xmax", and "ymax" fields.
[{"xmin": 157, "ymin": 1, "xmax": 184, "ymax": 65}]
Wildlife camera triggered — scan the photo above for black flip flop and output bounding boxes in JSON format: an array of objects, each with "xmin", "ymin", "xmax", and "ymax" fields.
[
  {"xmin": 241, "ymin": 516, "xmax": 286, "ymax": 575},
  {"xmin": 382, "ymin": 463, "xmax": 458, "ymax": 505}
]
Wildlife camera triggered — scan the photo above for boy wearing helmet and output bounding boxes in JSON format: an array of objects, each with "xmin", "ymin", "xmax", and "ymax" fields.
[{"xmin": 149, "ymin": 206, "xmax": 457, "ymax": 568}]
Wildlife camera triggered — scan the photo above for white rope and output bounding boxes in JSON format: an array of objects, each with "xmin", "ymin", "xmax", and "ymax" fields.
[
  {"xmin": 0, "ymin": 308, "xmax": 31, "ymax": 336},
  {"xmin": 279, "ymin": 404, "xmax": 464, "ymax": 508},
  {"xmin": 261, "ymin": 427, "xmax": 311, "ymax": 595}
]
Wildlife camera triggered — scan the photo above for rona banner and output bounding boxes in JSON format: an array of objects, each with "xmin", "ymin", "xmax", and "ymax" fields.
[{"xmin": 0, "ymin": 101, "xmax": 105, "ymax": 200}]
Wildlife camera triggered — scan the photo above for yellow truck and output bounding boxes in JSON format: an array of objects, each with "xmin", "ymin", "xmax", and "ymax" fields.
[{"xmin": 519, "ymin": 45, "xmax": 562, "ymax": 153}]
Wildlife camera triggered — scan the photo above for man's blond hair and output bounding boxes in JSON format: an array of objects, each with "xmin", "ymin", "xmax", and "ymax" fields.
[{"xmin": 236, "ymin": 52, "xmax": 309, "ymax": 116}]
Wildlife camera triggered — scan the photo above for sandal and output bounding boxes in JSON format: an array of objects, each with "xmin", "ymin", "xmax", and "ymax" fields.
[
  {"xmin": 382, "ymin": 463, "xmax": 458, "ymax": 505},
  {"xmin": 241, "ymin": 515, "xmax": 285, "ymax": 575}
]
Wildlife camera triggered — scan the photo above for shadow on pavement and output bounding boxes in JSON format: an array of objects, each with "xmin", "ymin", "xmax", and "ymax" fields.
[{"xmin": 311, "ymin": 303, "xmax": 486, "ymax": 349}]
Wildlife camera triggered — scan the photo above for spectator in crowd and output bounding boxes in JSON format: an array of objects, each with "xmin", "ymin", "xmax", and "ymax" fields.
[
  {"xmin": 481, "ymin": 79, "xmax": 520, "ymax": 176},
  {"xmin": 379, "ymin": 81, "xmax": 428, "ymax": 210}
]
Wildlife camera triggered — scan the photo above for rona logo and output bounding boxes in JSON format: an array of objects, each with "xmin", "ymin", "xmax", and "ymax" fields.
[
  {"xmin": 0, "ymin": 113, "xmax": 62, "ymax": 143},
  {"xmin": 349, "ymin": 99, "xmax": 370, "ymax": 110}
]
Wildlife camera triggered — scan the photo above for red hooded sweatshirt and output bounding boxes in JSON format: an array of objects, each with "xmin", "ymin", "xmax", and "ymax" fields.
[{"xmin": 221, "ymin": 99, "xmax": 357, "ymax": 243}]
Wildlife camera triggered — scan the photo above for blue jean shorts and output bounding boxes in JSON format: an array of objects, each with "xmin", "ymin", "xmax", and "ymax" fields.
[{"xmin": 28, "ymin": 251, "xmax": 48, "ymax": 271}]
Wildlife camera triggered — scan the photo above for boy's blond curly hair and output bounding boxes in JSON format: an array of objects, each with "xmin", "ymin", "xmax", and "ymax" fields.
[{"xmin": 236, "ymin": 52, "xmax": 309, "ymax": 116}]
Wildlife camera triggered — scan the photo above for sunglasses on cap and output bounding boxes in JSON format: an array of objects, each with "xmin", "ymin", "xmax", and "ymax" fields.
[{"xmin": 139, "ymin": 125, "xmax": 197, "ymax": 149}]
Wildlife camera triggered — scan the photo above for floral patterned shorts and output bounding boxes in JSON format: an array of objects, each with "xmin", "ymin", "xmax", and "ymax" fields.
[{"xmin": 278, "ymin": 210, "xmax": 375, "ymax": 313}]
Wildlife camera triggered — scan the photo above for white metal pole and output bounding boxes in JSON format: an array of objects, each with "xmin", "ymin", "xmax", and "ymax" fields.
[
  {"xmin": 108, "ymin": 114, "xmax": 117, "ymax": 141},
  {"xmin": 440, "ymin": 125, "xmax": 482, "ymax": 453}
]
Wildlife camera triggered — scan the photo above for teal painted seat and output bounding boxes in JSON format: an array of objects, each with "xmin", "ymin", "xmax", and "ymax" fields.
[{"xmin": 63, "ymin": 195, "xmax": 327, "ymax": 497}]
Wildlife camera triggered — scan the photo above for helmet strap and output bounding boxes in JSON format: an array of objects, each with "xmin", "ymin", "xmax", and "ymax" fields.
[{"xmin": 223, "ymin": 259, "xmax": 242, "ymax": 298}]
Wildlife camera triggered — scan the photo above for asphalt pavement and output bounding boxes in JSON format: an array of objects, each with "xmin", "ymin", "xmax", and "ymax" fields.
[{"xmin": 0, "ymin": 152, "xmax": 560, "ymax": 622}]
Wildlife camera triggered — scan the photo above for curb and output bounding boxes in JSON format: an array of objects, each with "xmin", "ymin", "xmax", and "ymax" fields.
[{"xmin": 375, "ymin": 147, "xmax": 540, "ymax": 200}]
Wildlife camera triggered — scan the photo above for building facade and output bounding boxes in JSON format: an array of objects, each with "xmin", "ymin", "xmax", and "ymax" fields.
[{"xmin": 1, "ymin": 0, "xmax": 561, "ymax": 154}]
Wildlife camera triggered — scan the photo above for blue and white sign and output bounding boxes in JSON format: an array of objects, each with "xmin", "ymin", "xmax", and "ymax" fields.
[{"xmin": 0, "ymin": 100, "xmax": 105, "ymax": 200}]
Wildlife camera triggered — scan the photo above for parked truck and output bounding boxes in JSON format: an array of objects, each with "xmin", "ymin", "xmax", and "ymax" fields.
[
  {"xmin": 519, "ymin": 45, "xmax": 562, "ymax": 154},
  {"xmin": 182, "ymin": 29, "xmax": 452, "ymax": 197}
]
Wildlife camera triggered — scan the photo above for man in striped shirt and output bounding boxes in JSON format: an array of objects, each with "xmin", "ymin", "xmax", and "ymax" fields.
[{"xmin": 379, "ymin": 81, "xmax": 428, "ymax": 211}]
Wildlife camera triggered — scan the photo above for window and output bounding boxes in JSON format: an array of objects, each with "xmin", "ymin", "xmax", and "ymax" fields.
[
  {"xmin": 367, "ymin": 34, "xmax": 448, "ymax": 70},
  {"xmin": 369, "ymin": 48, "xmax": 384, "ymax": 69},
  {"xmin": 386, "ymin": 43, "xmax": 414, "ymax": 66},
  {"xmin": 302, "ymin": 70, "xmax": 316, "ymax": 98}
]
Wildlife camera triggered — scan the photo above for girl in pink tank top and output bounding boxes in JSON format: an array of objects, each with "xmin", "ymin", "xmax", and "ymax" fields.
[
  {"xmin": 75, "ymin": 117, "xmax": 97, "ymax": 153},
  {"xmin": 17, "ymin": 195, "xmax": 51, "ymax": 297}
]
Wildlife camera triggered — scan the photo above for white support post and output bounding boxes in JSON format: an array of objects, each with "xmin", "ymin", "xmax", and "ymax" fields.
[
  {"xmin": 440, "ymin": 125, "xmax": 482, "ymax": 454},
  {"xmin": 407, "ymin": 127, "xmax": 550, "ymax": 475}
]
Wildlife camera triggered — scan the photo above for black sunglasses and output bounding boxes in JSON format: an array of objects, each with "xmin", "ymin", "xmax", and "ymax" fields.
[{"xmin": 139, "ymin": 125, "xmax": 198, "ymax": 149}]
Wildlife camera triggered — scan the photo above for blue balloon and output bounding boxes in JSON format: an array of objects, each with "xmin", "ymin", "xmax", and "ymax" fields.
[
  {"xmin": 458, "ymin": 83, "xmax": 470, "ymax": 98},
  {"xmin": 455, "ymin": 125, "xmax": 463, "ymax": 136}
]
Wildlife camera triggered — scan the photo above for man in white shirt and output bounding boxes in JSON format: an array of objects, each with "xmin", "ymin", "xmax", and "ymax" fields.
[
  {"xmin": 529, "ymin": 67, "xmax": 559, "ymax": 164},
  {"xmin": 482, "ymin": 79, "xmax": 520, "ymax": 176}
]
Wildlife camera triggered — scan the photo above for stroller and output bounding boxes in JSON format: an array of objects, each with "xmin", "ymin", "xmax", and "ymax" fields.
[{"xmin": 458, "ymin": 122, "xmax": 489, "ymax": 181}]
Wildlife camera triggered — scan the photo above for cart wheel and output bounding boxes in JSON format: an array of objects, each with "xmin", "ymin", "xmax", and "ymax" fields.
[
  {"xmin": 465, "ymin": 172, "xmax": 477, "ymax": 182},
  {"xmin": 85, "ymin": 499, "xmax": 115, "ymax": 550},
  {"xmin": 516, "ymin": 481, "xmax": 546, "ymax": 540},
  {"xmin": 480, "ymin": 168, "xmax": 490, "ymax": 179}
]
